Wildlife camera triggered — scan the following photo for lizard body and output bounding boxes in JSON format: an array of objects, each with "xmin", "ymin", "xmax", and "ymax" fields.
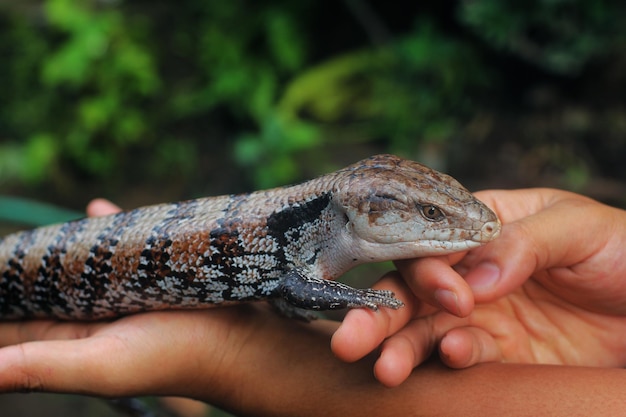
[{"xmin": 0, "ymin": 154, "xmax": 500, "ymax": 320}]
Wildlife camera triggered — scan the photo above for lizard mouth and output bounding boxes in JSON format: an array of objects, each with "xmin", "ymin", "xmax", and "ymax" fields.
[{"xmin": 410, "ymin": 219, "xmax": 501, "ymax": 253}]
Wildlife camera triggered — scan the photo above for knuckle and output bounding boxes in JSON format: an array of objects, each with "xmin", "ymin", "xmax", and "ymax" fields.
[{"xmin": 17, "ymin": 370, "xmax": 45, "ymax": 393}]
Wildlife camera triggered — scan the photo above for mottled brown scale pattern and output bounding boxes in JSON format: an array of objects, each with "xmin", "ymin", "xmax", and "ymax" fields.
[{"xmin": 0, "ymin": 154, "xmax": 501, "ymax": 320}]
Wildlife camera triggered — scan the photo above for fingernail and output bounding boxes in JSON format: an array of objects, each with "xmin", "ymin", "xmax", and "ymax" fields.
[
  {"xmin": 465, "ymin": 262, "xmax": 500, "ymax": 293},
  {"xmin": 434, "ymin": 289, "xmax": 460, "ymax": 316}
]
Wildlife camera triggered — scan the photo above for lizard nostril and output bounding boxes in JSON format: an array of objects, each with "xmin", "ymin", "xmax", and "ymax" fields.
[{"xmin": 480, "ymin": 220, "xmax": 501, "ymax": 240}]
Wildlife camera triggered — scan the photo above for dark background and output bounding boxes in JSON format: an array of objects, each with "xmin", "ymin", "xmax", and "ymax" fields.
[{"xmin": 1, "ymin": 0, "xmax": 626, "ymax": 416}]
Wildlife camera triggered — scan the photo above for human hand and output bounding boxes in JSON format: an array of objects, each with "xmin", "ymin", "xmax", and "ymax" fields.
[
  {"xmin": 332, "ymin": 188, "xmax": 626, "ymax": 386},
  {"xmin": 4, "ymin": 304, "xmax": 626, "ymax": 417},
  {"xmin": 0, "ymin": 295, "xmax": 354, "ymax": 406}
]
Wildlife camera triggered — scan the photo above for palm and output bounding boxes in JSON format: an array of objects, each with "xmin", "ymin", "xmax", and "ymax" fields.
[{"xmin": 444, "ymin": 276, "xmax": 626, "ymax": 367}]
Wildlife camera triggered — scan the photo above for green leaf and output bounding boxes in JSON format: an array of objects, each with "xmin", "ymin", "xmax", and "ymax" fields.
[{"xmin": 0, "ymin": 196, "xmax": 82, "ymax": 226}]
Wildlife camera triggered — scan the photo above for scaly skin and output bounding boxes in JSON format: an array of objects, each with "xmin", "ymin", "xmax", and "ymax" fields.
[{"xmin": 0, "ymin": 154, "xmax": 500, "ymax": 320}]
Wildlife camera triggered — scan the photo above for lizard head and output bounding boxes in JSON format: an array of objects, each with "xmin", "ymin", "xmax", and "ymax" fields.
[{"xmin": 334, "ymin": 154, "xmax": 500, "ymax": 261}]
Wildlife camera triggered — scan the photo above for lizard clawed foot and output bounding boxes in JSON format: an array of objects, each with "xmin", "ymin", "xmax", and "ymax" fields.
[{"xmin": 274, "ymin": 268, "xmax": 404, "ymax": 318}]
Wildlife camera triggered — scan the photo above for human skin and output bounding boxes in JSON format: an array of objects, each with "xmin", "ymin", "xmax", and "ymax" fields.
[
  {"xmin": 334, "ymin": 188, "xmax": 626, "ymax": 386},
  {"xmin": 1, "ymin": 302, "xmax": 625, "ymax": 417},
  {"xmin": 0, "ymin": 191, "xmax": 626, "ymax": 416}
]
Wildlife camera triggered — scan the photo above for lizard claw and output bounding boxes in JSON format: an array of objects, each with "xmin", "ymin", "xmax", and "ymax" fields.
[{"xmin": 349, "ymin": 288, "xmax": 404, "ymax": 311}]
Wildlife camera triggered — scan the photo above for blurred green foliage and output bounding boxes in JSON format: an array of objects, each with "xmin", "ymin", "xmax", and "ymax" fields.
[
  {"xmin": 0, "ymin": 0, "xmax": 625, "ymax": 196},
  {"xmin": 458, "ymin": 0, "xmax": 623, "ymax": 74}
]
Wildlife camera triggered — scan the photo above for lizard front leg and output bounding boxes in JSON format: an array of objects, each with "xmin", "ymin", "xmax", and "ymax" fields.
[{"xmin": 271, "ymin": 268, "xmax": 403, "ymax": 320}]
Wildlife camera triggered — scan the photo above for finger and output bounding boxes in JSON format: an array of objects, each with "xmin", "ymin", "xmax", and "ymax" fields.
[
  {"xmin": 0, "ymin": 320, "xmax": 106, "ymax": 347},
  {"xmin": 450, "ymin": 189, "xmax": 552, "ymax": 301},
  {"xmin": 373, "ymin": 316, "xmax": 438, "ymax": 387},
  {"xmin": 374, "ymin": 335, "xmax": 418, "ymax": 387},
  {"xmin": 0, "ymin": 338, "xmax": 137, "ymax": 395},
  {"xmin": 86, "ymin": 199, "xmax": 122, "ymax": 217},
  {"xmin": 395, "ymin": 256, "xmax": 475, "ymax": 317},
  {"xmin": 331, "ymin": 271, "xmax": 420, "ymax": 363},
  {"xmin": 373, "ymin": 303, "xmax": 514, "ymax": 386},
  {"xmin": 462, "ymin": 189, "xmax": 613, "ymax": 302},
  {"xmin": 373, "ymin": 310, "xmax": 474, "ymax": 387},
  {"xmin": 473, "ymin": 188, "xmax": 567, "ymax": 224},
  {"xmin": 439, "ymin": 326, "xmax": 502, "ymax": 369},
  {"xmin": 0, "ymin": 317, "xmax": 200, "ymax": 397}
]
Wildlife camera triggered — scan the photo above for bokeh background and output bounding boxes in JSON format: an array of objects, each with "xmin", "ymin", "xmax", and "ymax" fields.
[{"xmin": 1, "ymin": 0, "xmax": 626, "ymax": 416}]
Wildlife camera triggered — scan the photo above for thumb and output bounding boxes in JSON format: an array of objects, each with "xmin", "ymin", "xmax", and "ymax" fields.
[{"xmin": 464, "ymin": 189, "xmax": 605, "ymax": 302}]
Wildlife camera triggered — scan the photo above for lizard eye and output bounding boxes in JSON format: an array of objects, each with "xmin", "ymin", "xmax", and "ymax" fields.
[{"xmin": 420, "ymin": 205, "xmax": 444, "ymax": 221}]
